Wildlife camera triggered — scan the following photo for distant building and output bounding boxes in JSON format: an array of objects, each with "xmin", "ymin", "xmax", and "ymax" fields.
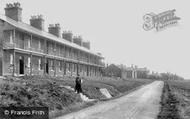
[
  {"xmin": 0, "ymin": 2, "xmax": 104, "ymax": 77},
  {"xmin": 121, "ymin": 65, "xmax": 149, "ymax": 79}
]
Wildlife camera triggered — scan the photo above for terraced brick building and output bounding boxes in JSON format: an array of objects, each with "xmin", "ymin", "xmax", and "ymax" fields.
[{"xmin": 0, "ymin": 2, "xmax": 104, "ymax": 77}]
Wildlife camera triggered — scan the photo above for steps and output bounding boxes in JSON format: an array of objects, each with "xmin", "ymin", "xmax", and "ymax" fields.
[
  {"xmin": 79, "ymin": 93, "xmax": 95, "ymax": 102},
  {"xmin": 62, "ymin": 85, "xmax": 95, "ymax": 102}
]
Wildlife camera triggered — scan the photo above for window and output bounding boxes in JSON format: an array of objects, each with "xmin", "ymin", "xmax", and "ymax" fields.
[
  {"xmin": 38, "ymin": 58, "xmax": 42, "ymax": 70},
  {"xmin": 28, "ymin": 38, "xmax": 31, "ymax": 48},
  {"xmin": 39, "ymin": 40, "xmax": 41, "ymax": 50},
  {"xmin": 50, "ymin": 60, "xmax": 54, "ymax": 70},
  {"xmin": 51, "ymin": 43, "xmax": 54, "ymax": 54},
  {"xmin": 28, "ymin": 57, "xmax": 31, "ymax": 67},
  {"xmin": 10, "ymin": 54, "xmax": 13, "ymax": 65},
  {"xmin": 59, "ymin": 61, "xmax": 62, "ymax": 71},
  {"xmin": 9, "ymin": 31, "xmax": 13, "ymax": 44},
  {"xmin": 5, "ymin": 31, "xmax": 13, "ymax": 43},
  {"xmin": 18, "ymin": 32, "xmax": 24, "ymax": 49},
  {"xmin": 38, "ymin": 59, "xmax": 41, "ymax": 70}
]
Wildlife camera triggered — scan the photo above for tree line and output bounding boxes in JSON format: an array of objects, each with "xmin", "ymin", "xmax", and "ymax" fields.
[{"xmin": 102, "ymin": 64, "xmax": 184, "ymax": 80}]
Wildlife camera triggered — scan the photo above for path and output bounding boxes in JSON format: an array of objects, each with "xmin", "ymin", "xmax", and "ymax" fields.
[{"xmin": 56, "ymin": 81, "xmax": 164, "ymax": 119}]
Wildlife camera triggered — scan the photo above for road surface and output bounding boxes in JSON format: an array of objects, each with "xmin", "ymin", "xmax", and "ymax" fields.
[{"xmin": 56, "ymin": 81, "xmax": 164, "ymax": 119}]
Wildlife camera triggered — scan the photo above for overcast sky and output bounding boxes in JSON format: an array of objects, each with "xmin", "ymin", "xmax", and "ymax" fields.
[{"xmin": 0, "ymin": 0, "xmax": 190, "ymax": 79}]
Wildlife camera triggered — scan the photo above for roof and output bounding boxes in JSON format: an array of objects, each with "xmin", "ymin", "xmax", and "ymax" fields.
[
  {"xmin": 124, "ymin": 67, "xmax": 148, "ymax": 71},
  {"xmin": 0, "ymin": 14, "xmax": 103, "ymax": 58}
]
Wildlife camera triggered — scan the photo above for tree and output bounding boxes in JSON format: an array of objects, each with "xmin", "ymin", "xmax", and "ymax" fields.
[{"xmin": 103, "ymin": 64, "xmax": 122, "ymax": 78}]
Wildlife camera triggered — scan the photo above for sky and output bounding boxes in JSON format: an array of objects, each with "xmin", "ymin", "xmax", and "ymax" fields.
[{"xmin": 0, "ymin": 0, "xmax": 190, "ymax": 79}]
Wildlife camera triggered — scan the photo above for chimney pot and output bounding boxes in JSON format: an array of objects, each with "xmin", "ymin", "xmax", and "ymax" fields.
[
  {"xmin": 30, "ymin": 15, "xmax": 45, "ymax": 30},
  {"xmin": 82, "ymin": 41, "xmax": 90, "ymax": 49},
  {"xmin": 73, "ymin": 35, "xmax": 83, "ymax": 46},
  {"xmin": 48, "ymin": 23, "xmax": 61, "ymax": 37},
  {"xmin": 5, "ymin": 2, "xmax": 22, "ymax": 21},
  {"xmin": 62, "ymin": 31, "xmax": 73, "ymax": 42}
]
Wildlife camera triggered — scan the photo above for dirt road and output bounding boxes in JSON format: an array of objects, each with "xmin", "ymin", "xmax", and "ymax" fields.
[{"xmin": 56, "ymin": 81, "xmax": 164, "ymax": 119}]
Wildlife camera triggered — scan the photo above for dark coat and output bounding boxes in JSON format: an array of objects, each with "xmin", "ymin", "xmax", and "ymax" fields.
[{"xmin": 75, "ymin": 76, "xmax": 82, "ymax": 93}]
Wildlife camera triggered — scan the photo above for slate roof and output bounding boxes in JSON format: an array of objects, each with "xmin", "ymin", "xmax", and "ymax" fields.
[{"xmin": 0, "ymin": 14, "xmax": 103, "ymax": 58}]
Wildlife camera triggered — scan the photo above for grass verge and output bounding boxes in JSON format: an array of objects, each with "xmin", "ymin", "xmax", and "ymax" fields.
[
  {"xmin": 0, "ymin": 76, "xmax": 152, "ymax": 119},
  {"xmin": 157, "ymin": 81, "xmax": 181, "ymax": 119},
  {"xmin": 167, "ymin": 80, "xmax": 190, "ymax": 119}
]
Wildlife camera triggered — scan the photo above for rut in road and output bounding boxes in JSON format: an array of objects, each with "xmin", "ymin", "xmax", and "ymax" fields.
[{"xmin": 56, "ymin": 81, "xmax": 164, "ymax": 119}]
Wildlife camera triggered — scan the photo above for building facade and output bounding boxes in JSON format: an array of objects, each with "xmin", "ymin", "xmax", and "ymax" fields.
[
  {"xmin": 0, "ymin": 2, "xmax": 104, "ymax": 77},
  {"xmin": 121, "ymin": 65, "xmax": 149, "ymax": 79}
]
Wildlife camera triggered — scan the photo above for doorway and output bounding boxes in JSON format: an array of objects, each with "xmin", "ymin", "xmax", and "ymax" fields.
[
  {"xmin": 46, "ymin": 60, "xmax": 49, "ymax": 74},
  {"xmin": 0, "ymin": 57, "xmax": 2, "ymax": 76},
  {"xmin": 19, "ymin": 56, "xmax": 24, "ymax": 74}
]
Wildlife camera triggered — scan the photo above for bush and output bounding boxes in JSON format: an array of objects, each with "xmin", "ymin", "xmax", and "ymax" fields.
[{"xmin": 0, "ymin": 78, "xmax": 83, "ymax": 111}]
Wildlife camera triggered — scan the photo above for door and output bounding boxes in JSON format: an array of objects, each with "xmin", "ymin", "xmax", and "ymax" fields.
[
  {"xmin": 46, "ymin": 60, "xmax": 49, "ymax": 74},
  {"xmin": 0, "ymin": 57, "xmax": 2, "ymax": 76},
  {"xmin": 19, "ymin": 56, "xmax": 24, "ymax": 74}
]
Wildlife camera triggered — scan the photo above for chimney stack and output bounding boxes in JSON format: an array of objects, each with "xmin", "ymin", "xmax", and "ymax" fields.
[
  {"xmin": 73, "ymin": 36, "xmax": 83, "ymax": 46},
  {"xmin": 82, "ymin": 41, "xmax": 90, "ymax": 49},
  {"xmin": 62, "ymin": 31, "xmax": 73, "ymax": 42},
  {"xmin": 30, "ymin": 15, "xmax": 45, "ymax": 30},
  {"xmin": 48, "ymin": 24, "xmax": 61, "ymax": 37},
  {"xmin": 5, "ymin": 2, "xmax": 22, "ymax": 21}
]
